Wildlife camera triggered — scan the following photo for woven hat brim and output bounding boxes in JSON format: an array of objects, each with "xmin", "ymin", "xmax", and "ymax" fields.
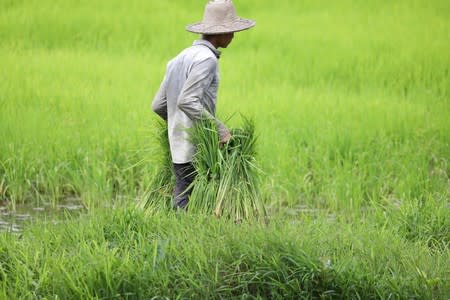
[{"xmin": 186, "ymin": 18, "xmax": 255, "ymax": 34}]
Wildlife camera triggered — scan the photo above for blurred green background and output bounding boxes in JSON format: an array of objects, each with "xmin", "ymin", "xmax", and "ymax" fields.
[{"xmin": 0, "ymin": 0, "xmax": 448, "ymax": 210}]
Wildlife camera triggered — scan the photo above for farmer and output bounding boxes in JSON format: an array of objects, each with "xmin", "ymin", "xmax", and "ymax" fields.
[{"xmin": 151, "ymin": 0, "xmax": 255, "ymax": 209}]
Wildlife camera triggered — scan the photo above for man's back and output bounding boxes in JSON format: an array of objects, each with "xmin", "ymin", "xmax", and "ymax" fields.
[{"xmin": 153, "ymin": 40, "xmax": 220, "ymax": 163}]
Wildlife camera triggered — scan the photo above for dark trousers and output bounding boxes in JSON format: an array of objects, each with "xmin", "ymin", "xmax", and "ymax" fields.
[{"xmin": 172, "ymin": 162, "xmax": 196, "ymax": 209}]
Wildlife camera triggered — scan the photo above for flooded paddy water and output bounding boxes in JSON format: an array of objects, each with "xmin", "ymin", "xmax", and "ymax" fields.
[
  {"xmin": 0, "ymin": 198, "xmax": 341, "ymax": 234},
  {"xmin": 0, "ymin": 198, "xmax": 85, "ymax": 234}
]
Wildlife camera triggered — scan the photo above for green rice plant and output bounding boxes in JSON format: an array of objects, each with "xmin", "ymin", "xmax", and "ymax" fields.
[{"xmin": 189, "ymin": 118, "xmax": 266, "ymax": 221}]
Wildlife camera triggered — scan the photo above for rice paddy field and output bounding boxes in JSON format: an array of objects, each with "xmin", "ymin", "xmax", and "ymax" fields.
[{"xmin": 0, "ymin": 0, "xmax": 449, "ymax": 298}]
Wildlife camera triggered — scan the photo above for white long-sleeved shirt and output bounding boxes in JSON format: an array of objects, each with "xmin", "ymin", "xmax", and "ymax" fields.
[{"xmin": 152, "ymin": 39, "xmax": 227, "ymax": 163}]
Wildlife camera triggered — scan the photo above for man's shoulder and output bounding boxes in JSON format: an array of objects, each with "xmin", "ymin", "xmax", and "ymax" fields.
[
  {"xmin": 182, "ymin": 44, "xmax": 218, "ymax": 63},
  {"xmin": 167, "ymin": 43, "xmax": 217, "ymax": 71}
]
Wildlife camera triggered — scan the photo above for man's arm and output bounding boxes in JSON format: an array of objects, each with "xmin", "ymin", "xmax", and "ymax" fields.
[
  {"xmin": 177, "ymin": 58, "xmax": 230, "ymax": 142},
  {"xmin": 151, "ymin": 74, "xmax": 168, "ymax": 121}
]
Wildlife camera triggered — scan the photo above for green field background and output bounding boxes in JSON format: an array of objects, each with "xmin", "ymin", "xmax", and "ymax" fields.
[
  {"xmin": 0, "ymin": 1, "xmax": 449, "ymax": 298},
  {"xmin": 1, "ymin": 0, "xmax": 449, "ymax": 209}
]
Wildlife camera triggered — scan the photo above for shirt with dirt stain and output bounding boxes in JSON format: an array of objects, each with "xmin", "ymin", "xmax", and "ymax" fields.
[{"xmin": 152, "ymin": 39, "xmax": 228, "ymax": 164}]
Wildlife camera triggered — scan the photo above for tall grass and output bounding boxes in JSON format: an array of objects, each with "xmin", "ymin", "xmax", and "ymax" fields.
[{"xmin": 0, "ymin": 207, "xmax": 448, "ymax": 299}]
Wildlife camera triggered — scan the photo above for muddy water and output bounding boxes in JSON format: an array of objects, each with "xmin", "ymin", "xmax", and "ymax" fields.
[{"xmin": 0, "ymin": 198, "xmax": 85, "ymax": 234}]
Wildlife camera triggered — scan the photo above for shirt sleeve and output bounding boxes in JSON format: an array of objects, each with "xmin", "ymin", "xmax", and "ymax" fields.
[
  {"xmin": 177, "ymin": 57, "xmax": 228, "ymax": 138},
  {"xmin": 151, "ymin": 74, "xmax": 168, "ymax": 120}
]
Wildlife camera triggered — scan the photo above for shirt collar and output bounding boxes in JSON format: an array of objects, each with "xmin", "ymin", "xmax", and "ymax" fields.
[{"xmin": 193, "ymin": 39, "xmax": 221, "ymax": 59}]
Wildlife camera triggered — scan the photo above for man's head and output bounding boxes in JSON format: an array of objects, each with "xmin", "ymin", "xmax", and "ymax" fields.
[{"xmin": 202, "ymin": 33, "xmax": 234, "ymax": 49}]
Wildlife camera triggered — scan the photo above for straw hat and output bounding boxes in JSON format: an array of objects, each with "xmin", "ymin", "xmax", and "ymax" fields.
[{"xmin": 186, "ymin": 0, "xmax": 255, "ymax": 35}]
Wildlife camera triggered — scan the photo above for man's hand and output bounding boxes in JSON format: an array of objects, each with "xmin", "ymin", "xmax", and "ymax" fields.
[{"xmin": 220, "ymin": 128, "xmax": 232, "ymax": 145}]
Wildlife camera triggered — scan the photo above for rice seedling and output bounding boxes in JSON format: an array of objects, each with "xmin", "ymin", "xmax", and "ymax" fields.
[{"xmin": 139, "ymin": 119, "xmax": 174, "ymax": 211}]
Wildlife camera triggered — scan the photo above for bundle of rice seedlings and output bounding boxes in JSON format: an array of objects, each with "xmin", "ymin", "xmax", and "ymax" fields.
[
  {"xmin": 188, "ymin": 118, "xmax": 266, "ymax": 222},
  {"xmin": 141, "ymin": 117, "xmax": 266, "ymax": 222},
  {"xmin": 139, "ymin": 119, "xmax": 174, "ymax": 211}
]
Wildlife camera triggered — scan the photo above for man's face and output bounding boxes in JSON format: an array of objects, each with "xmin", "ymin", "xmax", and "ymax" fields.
[{"xmin": 218, "ymin": 32, "xmax": 234, "ymax": 48}]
